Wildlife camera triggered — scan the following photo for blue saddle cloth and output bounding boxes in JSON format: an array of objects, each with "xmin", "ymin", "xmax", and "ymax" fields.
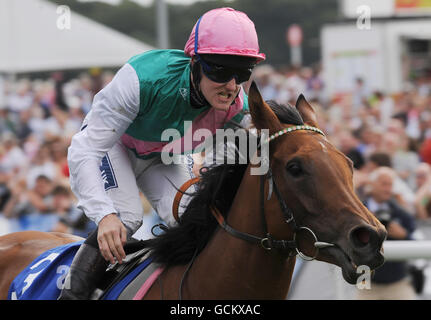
[
  {"xmin": 8, "ymin": 241, "xmax": 84, "ymax": 300},
  {"xmin": 8, "ymin": 241, "xmax": 153, "ymax": 300}
]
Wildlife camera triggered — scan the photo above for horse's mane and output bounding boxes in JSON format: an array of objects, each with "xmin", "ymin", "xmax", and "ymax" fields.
[{"xmin": 144, "ymin": 100, "xmax": 304, "ymax": 266}]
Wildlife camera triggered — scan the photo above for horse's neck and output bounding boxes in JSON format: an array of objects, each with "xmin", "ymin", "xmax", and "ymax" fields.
[
  {"xmin": 188, "ymin": 166, "xmax": 296, "ymax": 299},
  {"xmin": 227, "ymin": 168, "xmax": 269, "ymax": 238}
]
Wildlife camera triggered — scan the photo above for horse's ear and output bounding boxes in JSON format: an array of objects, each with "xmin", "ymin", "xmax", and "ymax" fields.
[
  {"xmin": 248, "ymin": 81, "xmax": 282, "ymax": 133},
  {"xmin": 295, "ymin": 94, "xmax": 319, "ymax": 128}
]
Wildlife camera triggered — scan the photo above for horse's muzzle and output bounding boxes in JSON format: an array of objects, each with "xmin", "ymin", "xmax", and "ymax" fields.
[{"xmin": 347, "ymin": 224, "xmax": 387, "ymax": 270}]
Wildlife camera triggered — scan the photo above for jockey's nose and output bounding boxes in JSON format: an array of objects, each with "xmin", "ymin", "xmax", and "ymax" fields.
[
  {"xmin": 225, "ymin": 78, "xmax": 237, "ymax": 91},
  {"xmin": 348, "ymin": 225, "xmax": 386, "ymax": 270}
]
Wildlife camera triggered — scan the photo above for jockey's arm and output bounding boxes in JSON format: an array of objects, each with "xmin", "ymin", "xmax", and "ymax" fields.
[{"xmin": 67, "ymin": 63, "xmax": 140, "ymax": 263}]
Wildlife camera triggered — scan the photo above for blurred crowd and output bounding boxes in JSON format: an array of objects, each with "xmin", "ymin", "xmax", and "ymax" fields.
[
  {"xmin": 0, "ymin": 69, "xmax": 112, "ymax": 237},
  {"xmin": 253, "ymin": 63, "xmax": 431, "ymax": 221},
  {"xmin": 1, "ymin": 64, "xmax": 431, "ymax": 231},
  {"xmin": 1, "ymin": 62, "xmax": 431, "ymax": 298}
]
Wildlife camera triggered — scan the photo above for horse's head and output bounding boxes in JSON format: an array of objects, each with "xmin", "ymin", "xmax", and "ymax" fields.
[{"xmin": 248, "ymin": 82, "xmax": 386, "ymax": 284}]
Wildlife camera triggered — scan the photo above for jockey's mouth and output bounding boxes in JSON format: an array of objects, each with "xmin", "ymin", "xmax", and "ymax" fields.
[
  {"xmin": 216, "ymin": 92, "xmax": 235, "ymax": 104},
  {"xmin": 217, "ymin": 92, "xmax": 232, "ymax": 99}
]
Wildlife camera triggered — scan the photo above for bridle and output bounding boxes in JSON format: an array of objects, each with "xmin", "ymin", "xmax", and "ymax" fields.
[
  {"xmin": 173, "ymin": 124, "xmax": 336, "ymax": 299},
  {"xmin": 210, "ymin": 124, "xmax": 335, "ymax": 261}
]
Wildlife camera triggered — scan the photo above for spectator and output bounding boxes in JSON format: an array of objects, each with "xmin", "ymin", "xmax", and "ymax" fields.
[
  {"xmin": 354, "ymin": 152, "xmax": 391, "ymax": 201},
  {"xmin": 0, "ymin": 166, "xmax": 11, "ymax": 212},
  {"xmin": 253, "ymin": 64, "xmax": 277, "ymax": 101},
  {"xmin": 52, "ymin": 71, "xmax": 68, "ymax": 111},
  {"xmin": 354, "ymin": 151, "xmax": 413, "ymax": 209},
  {"xmin": 336, "ymin": 129, "xmax": 365, "ymax": 170},
  {"xmin": 63, "ymin": 96, "xmax": 85, "ymax": 138},
  {"xmin": 415, "ymin": 162, "xmax": 431, "ymax": 191},
  {"xmin": 372, "ymin": 91, "xmax": 395, "ymax": 129},
  {"xmin": 283, "ymin": 66, "xmax": 307, "ymax": 102},
  {"xmin": 414, "ymin": 163, "xmax": 431, "ymax": 220},
  {"xmin": 352, "ymin": 77, "xmax": 370, "ymax": 116},
  {"xmin": 50, "ymin": 185, "xmax": 96, "ymax": 238},
  {"xmin": 0, "ymin": 104, "xmax": 14, "ymax": 134},
  {"xmin": 3, "ymin": 174, "xmax": 53, "ymax": 219},
  {"xmin": 391, "ymin": 134, "xmax": 420, "ymax": 189},
  {"xmin": 357, "ymin": 167, "xmax": 417, "ymax": 300},
  {"xmin": 6, "ymin": 79, "xmax": 33, "ymax": 114},
  {"xmin": 420, "ymin": 137, "xmax": 431, "ymax": 165},
  {"xmin": 0, "ymin": 133, "xmax": 28, "ymax": 176},
  {"xmin": 355, "ymin": 150, "xmax": 416, "ymax": 212},
  {"xmin": 354, "ymin": 124, "xmax": 382, "ymax": 159},
  {"xmin": 305, "ymin": 64, "xmax": 325, "ymax": 104},
  {"xmin": 48, "ymin": 137, "xmax": 70, "ymax": 185},
  {"xmin": 26, "ymin": 142, "xmax": 56, "ymax": 190},
  {"xmin": 387, "ymin": 117, "xmax": 406, "ymax": 136}
]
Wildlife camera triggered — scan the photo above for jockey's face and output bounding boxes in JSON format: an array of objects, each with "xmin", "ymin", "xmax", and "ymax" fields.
[{"xmin": 199, "ymin": 70, "xmax": 241, "ymax": 111}]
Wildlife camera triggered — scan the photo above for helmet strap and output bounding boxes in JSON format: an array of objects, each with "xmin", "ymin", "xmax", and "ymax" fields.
[{"xmin": 190, "ymin": 60, "xmax": 209, "ymax": 108}]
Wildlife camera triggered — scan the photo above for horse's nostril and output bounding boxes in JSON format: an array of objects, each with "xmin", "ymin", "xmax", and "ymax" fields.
[
  {"xmin": 348, "ymin": 225, "xmax": 385, "ymax": 270},
  {"xmin": 351, "ymin": 226, "xmax": 371, "ymax": 248}
]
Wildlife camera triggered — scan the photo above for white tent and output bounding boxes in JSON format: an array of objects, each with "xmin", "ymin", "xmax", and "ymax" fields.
[{"xmin": 0, "ymin": 0, "xmax": 155, "ymax": 73}]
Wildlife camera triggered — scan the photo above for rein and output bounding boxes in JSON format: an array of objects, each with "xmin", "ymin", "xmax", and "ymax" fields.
[
  {"xmin": 210, "ymin": 125, "xmax": 334, "ymax": 260},
  {"xmin": 172, "ymin": 177, "xmax": 201, "ymax": 223}
]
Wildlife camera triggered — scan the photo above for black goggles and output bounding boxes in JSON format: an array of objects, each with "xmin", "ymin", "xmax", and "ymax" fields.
[{"xmin": 198, "ymin": 56, "xmax": 254, "ymax": 84}]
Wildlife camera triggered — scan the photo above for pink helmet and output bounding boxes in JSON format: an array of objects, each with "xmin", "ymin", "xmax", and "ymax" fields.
[{"xmin": 184, "ymin": 7, "xmax": 266, "ymax": 62}]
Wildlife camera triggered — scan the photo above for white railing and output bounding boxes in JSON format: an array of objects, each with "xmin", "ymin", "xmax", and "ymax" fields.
[{"xmin": 384, "ymin": 240, "xmax": 431, "ymax": 261}]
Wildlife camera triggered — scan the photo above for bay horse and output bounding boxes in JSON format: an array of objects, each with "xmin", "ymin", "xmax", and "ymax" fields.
[{"xmin": 0, "ymin": 83, "xmax": 386, "ymax": 299}]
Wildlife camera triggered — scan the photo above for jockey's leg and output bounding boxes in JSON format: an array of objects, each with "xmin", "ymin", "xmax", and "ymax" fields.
[
  {"xmin": 58, "ymin": 228, "xmax": 108, "ymax": 300},
  {"xmin": 59, "ymin": 142, "xmax": 143, "ymax": 300},
  {"xmin": 135, "ymin": 154, "xmax": 197, "ymax": 227}
]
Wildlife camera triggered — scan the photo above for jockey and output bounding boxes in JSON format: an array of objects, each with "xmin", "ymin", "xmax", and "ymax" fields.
[{"xmin": 58, "ymin": 7, "xmax": 265, "ymax": 299}]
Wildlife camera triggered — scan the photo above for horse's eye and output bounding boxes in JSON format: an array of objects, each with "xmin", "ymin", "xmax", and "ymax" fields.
[{"xmin": 286, "ymin": 161, "xmax": 303, "ymax": 177}]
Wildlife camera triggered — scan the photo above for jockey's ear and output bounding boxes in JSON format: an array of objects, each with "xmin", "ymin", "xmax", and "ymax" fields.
[
  {"xmin": 295, "ymin": 94, "xmax": 319, "ymax": 128},
  {"xmin": 248, "ymin": 81, "xmax": 282, "ymax": 134}
]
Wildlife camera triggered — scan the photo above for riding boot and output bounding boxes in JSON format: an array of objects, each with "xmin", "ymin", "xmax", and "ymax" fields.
[{"xmin": 58, "ymin": 243, "xmax": 109, "ymax": 300}]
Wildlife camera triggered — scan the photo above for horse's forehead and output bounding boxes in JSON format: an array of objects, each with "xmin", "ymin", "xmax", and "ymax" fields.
[
  {"xmin": 304, "ymin": 140, "xmax": 329, "ymax": 153},
  {"xmin": 281, "ymin": 135, "xmax": 346, "ymax": 165},
  {"xmin": 318, "ymin": 141, "xmax": 328, "ymax": 152},
  {"xmin": 286, "ymin": 134, "xmax": 330, "ymax": 153}
]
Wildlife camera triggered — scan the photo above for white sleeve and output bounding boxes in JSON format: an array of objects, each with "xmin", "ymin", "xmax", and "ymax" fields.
[{"xmin": 68, "ymin": 63, "xmax": 140, "ymax": 225}]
